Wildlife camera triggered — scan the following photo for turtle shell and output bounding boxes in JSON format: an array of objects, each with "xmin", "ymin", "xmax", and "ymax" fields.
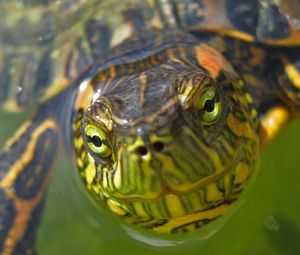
[
  {"xmin": 1, "ymin": 0, "xmax": 299, "ymax": 112},
  {"xmin": 0, "ymin": 0, "xmax": 167, "ymax": 112},
  {"xmin": 177, "ymin": 0, "xmax": 300, "ymax": 45}
]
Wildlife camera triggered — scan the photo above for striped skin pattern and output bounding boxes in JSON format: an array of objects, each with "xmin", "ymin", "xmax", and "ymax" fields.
[
  {"xmin": 0, "ymin": 112, "xmax": 60, "ymax": 254},
  {"xmin": 73, "ymin": 31, "xmax": 260, "ymax": 234},
  {"xmin": 0, "ymin": 0, "xmax": 299, "ymax": 252}
]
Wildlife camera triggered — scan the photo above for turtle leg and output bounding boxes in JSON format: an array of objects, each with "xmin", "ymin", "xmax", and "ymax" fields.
[
  {"xmin": 259, "ymin": 49, "xmax": 300, "ymax": 143},
  {"xmin": 0, "ymin": 112, "xmax": 60, "ymax": 255},
  {"xmin": 257, "ymin": 52, "xmax": 300, "ymax": 146},
  {"xmin": 271, "ymin": 49, "xmax": 300, "ymax": 113}
]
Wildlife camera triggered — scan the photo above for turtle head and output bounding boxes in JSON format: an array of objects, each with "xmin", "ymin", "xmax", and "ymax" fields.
[{"xmin": 74, "ymin": 42, "xmax": 259, "ymax": 234}]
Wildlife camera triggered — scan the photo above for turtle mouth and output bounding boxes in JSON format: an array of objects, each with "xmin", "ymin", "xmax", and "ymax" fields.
[
  {"xmin": 107, "ymin": 142, "xmax": 244, "ymax": 202},
  {"xmin": 163, "ymin": 144, "xmax": 244, "ymax": 195},
  {"xmin": 162, "ymin": 160, "xmax": 240, "ymax": 196},
  {"xmin": 104, "ymin": 145, "xmax": 246, "ymax": 222},
  {"xmin": 103, "ymin": 156, "xmax": 246, "ymax": 234},
  {"xmin": 109, "ymin": 150, "xmax": 242, "ymax": 203}
]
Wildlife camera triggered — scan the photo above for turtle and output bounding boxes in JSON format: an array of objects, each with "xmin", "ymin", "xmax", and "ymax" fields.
[{"xmin": 0, "ymin": 0, "xmax": 300, "ymax": 254}]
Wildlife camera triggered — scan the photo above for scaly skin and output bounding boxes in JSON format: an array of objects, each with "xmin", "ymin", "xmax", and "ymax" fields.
[
  {"xmin": 73, "ymin": 30, "xmax": 260, "ymax": 234},
  {"xmin": 0, "ymin": 109, "xmax": 60, "ymax": 254},
  {"xmin": 0, "ymin": 1, "xmax": 300, "ymax": 254}
]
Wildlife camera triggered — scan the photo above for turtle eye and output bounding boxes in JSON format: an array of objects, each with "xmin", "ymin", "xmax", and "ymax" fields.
[
  {"xmin": 84, "ymin": 124, "xmax": 112, "ymax": 158},
  {"xmin": 195, "ymin": 87, "xmax": 222, "ymax": 125}
]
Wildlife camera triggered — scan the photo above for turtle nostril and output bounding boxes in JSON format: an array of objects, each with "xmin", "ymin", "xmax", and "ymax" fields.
[
  {"xmin": 136, "ymin": 146, "xmax": 148, "ymax": 156},
  {"xmin": 153, "ymin": 141, "xmax": 165, "ymax": 152}
]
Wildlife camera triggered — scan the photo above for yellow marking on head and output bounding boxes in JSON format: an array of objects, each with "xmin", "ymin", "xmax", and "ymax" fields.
[
  {"xmin": 237, "ymin": 80, "xmax": 245, "ymax": 88},
  {"xmin": 147, "ymin": 202, "xmax": 162, "ymax": 219},
  {"xmin": 223, "ymin": 174, "xmax": 232, "ymax": 194},
  {"xmin": 157, "ymin": 159, "xmax": 225, "ymax": 194},
  {"xmin": 73, "ymin": 118, "xmax": 82, "ymax": 130},
  {"xmin": 164, "ymin": 194, "xmax": 185, "ymax": 218},
  {"xmin": 82, "ymin": 153, "xmax": 96, "ymax": 185},
  {"xmin": 206, "ymin": 182, "xmax": 223, "ymax": 202},
  {"xmin": 110, "ymin": 137, "xmax": 162, "ymax": 200},
  {"xmin": 196, "ymin": 44, "xmax": 231, "ymax": 79},
  {"xmin": 166, "ymin": 47, "xmax": 176, "ymax": 60},
  {"xmin": 92, "ymin": 185, "xmax": 101, "ymax": 196},
  {"xmin": 113, "ymin": 154, "xmax": 123, "ymax": 190},
  {"xmin": 94, "ymin": 106, "xmax": 113, "ymax": 132},
  {"xmin": 245, "ymin": 93, "xmax": 253, "ymax": 104},
  {"xmin": 218, "ymin": 137, "xmax": 234, "ymax": 155},
  {"xmin": 107, "ymin": 171, "xmax": 117, "ymax": 193},
  {"xmin": 234, "ymin": 162, "xmax": 250, "ymax": 185},
  {"xmin": 97, "ymin": 71, "xmax": 106, "ymax": 81},
  {"xmin": 251, "ymin": 109, "xmax": 258, "ymax": 119},
  {"xmin": 140, "ymin": 160, "xmax": 159, "ymax": 196},
  {"xmin": 184, "ymin": 127, "xmax": 223, "ymax": 172},
  {"xmin": 76, "ymin": 157, "xmax": 84, "ymax": 168},
  {"xmin": 107, "ymin": 199, "xmax": 127, "ymax": 216},
  {"xmin": 139, "ymin": 72, "xmax": 147, "ymax": 107},
  {"xmin": 260, "ymin": 106, "xmax": 290, "ymax": 146},
  {"xmin": 127, "ymin": 136, "xmax": 146, "ymax": 154},
  {"xmin": 109, "ymin": 65, "xmax": 117, "ymax": 78},
  {"xmin": 178, "ymin": 78, "xmax": 195, "ymax": 109},
  {"xmin": 74, "ymin": 136, "xmax": 84, "ymax": 151},
  {"xmin": 227, "ymin": 114, "xmax": 257, "ymax": 140},
  {"xmin": 153, "ymin": 203, "xmax": 231, "ymax": 233},
  {"xmin": 155, "ymin": 153, "xmax": 187, "ymax": 185},
  {"xmin": 185, "ymin": 191, "xmax": 205, "ymax": 213},
  {"xmin": 152, "ymin": 126, "xmax": 231, "ymax": 194},
  {"xmin": 85, "ymin": 159, "xmax": 96, "ymax": 185},
  {"xmin": 101, "ymin": 173, "xmax": 109, "ymax": 192},
  {"xmin": 283, "ymin": 57, "xmax": 300, "ymax": 89},
  {"xmin": 132, "ymin": 202, "xmax": 149, "ymax": 218}
]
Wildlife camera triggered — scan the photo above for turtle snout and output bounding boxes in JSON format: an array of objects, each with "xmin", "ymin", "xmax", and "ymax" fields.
[{"xmin": 135, "ymin": 140, "xmax": 165, "ymax": 157}]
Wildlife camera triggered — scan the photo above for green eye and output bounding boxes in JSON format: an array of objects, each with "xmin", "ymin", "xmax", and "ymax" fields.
[
  {"xmin": 197, "ymin": 87, "xmax": 222, "ymax": 124},
  {"xmin": 84, "ymin": 124, "xmax": 112, "ymax": 158}
]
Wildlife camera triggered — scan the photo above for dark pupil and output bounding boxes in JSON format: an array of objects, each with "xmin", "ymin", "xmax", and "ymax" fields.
[
  {"xmin": 203, "ymin": 99, "xmax": 215, "ymax": 112},
  {"xmin": 91, "ymin": 135, "xmax": 102, "ymax": 147}
]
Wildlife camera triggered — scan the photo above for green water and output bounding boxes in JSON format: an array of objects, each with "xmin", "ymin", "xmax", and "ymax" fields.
[{"xmin": 1, "ymin": 109, "xmax": 300, "ymax": 255}]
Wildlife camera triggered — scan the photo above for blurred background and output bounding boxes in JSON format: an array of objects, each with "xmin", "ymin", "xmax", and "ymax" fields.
[{"xmin": 1, "ymin": 109, "xmax": 300, "ymax": 255}]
